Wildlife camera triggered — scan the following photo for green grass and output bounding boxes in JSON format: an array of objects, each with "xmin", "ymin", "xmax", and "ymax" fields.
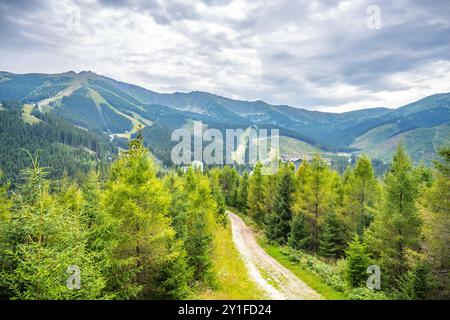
[
  {"xmin": 258, "ymin": 240, "xmax": 347, "ymax": 300},
  {"xmin": 196, "ymin": 221, "xmax": 265, "ymax": 300},
  {"xmin": 22, "ymin": 104, "xmax": 42, "ymax": 125}
]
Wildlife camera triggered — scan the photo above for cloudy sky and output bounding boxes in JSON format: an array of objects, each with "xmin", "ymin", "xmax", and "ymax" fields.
[{"xmin": 0, "ymin": 0, "xmax": 449, "ymax": 112}]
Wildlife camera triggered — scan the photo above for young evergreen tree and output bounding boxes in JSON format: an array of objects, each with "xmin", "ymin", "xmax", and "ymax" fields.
[
  {"xmin": 0, "ymin": 155, "xmax": 107, "ymax": 299},
  {"xmin": 219, "ymin": 166, "xmax": 239, "ymax": 207},
  {"xmin": 102, "ymin": 134, "xmax": 190, "ymax": 299},
  {"xmin": 165, "ymin": 171, "xmax": 189, "ymax": 241},
  {"xmin": 395, "ymin": 258, "xmax": 429, "ymax": 300},
  {"xmin": 420, "ymin": 146, "xmax": 450, "ymax": 299},
  {"xmin": 237, "ymin": 172, "xmax": 249, "ymax": 214},
  {"xmin": 248, "ymin": 162, "xmax": 266, "ymax": 225},
  {"xmin": 319, "ymin": 212, "xmax": 347, "ymax": 258},
  {"xmin": 265, "ymin": 163, "xmax": 296, "ymax": 244},
  {"xmin": 365, "ymin": 144, "xmax": 421, "ymax": 288},
  {"xmin": 208, "ymin": 168, "xmax": 227, "ymax": 223},
  {"xmin": 184, "ymin": 169, "xmax": 216, "ymax": 285},
  {"xmin": 292, "ymin": 155, "xmax": 337, "ymax": 252},
  {"xmin": 288, "ymin": 212, "xmax": 311, "ymax": 250},
  {"xmin": 345, "ymin": 235, "xmax": 372, "ymax": 288},
  {"xmin": 341, "ymin": 156, "xmax": 380, "ymax": 236}
]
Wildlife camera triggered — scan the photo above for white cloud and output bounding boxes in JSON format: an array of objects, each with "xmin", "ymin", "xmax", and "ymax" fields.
[{"xmin": 0, "ymin": 0, "xmax": 449, "ymax": 112}]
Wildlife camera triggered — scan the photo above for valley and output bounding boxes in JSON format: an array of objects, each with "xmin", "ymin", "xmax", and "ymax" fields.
[{"xmin": 0, "ymin": 70, "xmax": 449, "ymax": 179}]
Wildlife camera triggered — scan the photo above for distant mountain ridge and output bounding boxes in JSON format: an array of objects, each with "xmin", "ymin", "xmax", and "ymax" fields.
[{"xmin": 0, "ymin": 70, "xmax": 449, "ymax": 166}]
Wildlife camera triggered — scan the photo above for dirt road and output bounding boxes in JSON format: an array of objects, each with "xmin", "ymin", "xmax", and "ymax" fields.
[{"xmin": 228, "ymin": 211, "xmax": 322, "ymax": 300}]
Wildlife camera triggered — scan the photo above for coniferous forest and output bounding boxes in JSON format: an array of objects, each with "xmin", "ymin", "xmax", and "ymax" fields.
[{"xmin": 0, "ymin": 128, "xmax": 448, "ymax": 300}]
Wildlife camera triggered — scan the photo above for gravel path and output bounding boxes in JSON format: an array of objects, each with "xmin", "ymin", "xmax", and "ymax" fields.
[{"xmin": 228, "ymin": 211, "xmax": 322, "ymax": 300}]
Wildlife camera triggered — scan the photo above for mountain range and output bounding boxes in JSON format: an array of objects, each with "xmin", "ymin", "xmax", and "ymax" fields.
[{"xmin": 0, "ymin": 70, "xmax": 449, "ymax": 179}]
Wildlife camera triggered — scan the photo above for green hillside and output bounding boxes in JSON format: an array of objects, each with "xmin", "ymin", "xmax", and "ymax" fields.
[
  {"xmin": 0, "ymin": 71, "xmax": 449, "ymax": 167},
  {"xmin": 353, "ymin": 123, "xmax": 450, "ymax": 164}
]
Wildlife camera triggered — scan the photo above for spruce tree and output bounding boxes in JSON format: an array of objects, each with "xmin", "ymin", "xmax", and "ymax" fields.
[
  {"xmin": 292, "ymin": 155, "xmax": 337, "ymax": 252},
  {"xmin": 248, "ymin": 162, "xmax": 266, "ymax": 225},
  {"xmin": 341, "ymin": 156, "xmax": 380, "ymax": 236},
  {"xmin": 0, "ymin": 155, "xmax": 107, "ymax": 299},
  {"xmin": 184, "ymin": 170, "xmax": 216, "ymax": 285},
  {"xmin": 420, "ymin": 146, "xmax": 450, "ymax": 299},
  {"xmin": 365, "ymin": 144, "xmax": 421, "ymax": 287},
  {"xmin": 319, "ymin": 212, "xmax": 347, "ymax": 258},
  {"xmin": 237, "ymin": 172, "xmax": 249, "ymax": 214},
  {"xmin": 208, "ymin": 168, "xmax": 227, "ymax": 223},
  {"xmin": 265, "ymin": 163, "xmax": 295, "ymax": 244},
  {"xmin": 102, "ymin": 134, "xmax": 190, "ymax": 299},
  {"xmin": 288, "ymin": 213, "xmax": 311, "ymax": 250},
  {"xmin": 345, "ymin": 235, "xmax": 372, "ymax": 288}
]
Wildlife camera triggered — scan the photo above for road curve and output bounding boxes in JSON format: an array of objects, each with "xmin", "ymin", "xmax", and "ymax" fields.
[{"xmin": 227, "ymin": 211, "xmax": 322, "ymax": 300}]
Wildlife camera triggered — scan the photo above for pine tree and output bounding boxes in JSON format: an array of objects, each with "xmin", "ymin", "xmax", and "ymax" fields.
[
  {"xmin": 319, "ymin": 212, "xmax": 347, "ymax": 258},
  {"xmin": 288, "ymin": 213, "xmax": 310, "ymax": 250},
  {"xmin": 248, "ymin": 162, "xmax": 266, "ymax": 225},
  {"xmin": 292, "ymin": 155, "xmax": 337, "ymax": 252},
  {"xmin": 396, "ymin": 260, "xmax": 429, "ymax": 300},
  {"xmin": 265, "ymin": 163, "xmax": 296, "ymax": 244},
  {"xmin": 365, "ymin": 144, "xmax": 421, "ymax": 287},
  {"xmin": 184, "ymin": 170, "xmax": 216, "ymax": 285},
  {"xmin": 420, "ymin": 146, "xmax": 450, "ymax": 299},
  {"xmin": 237, "ymin": 172, "xmax": 249, "ymax": 214},
  {"xmin": 345, "ymin": 235, "xmax": 372, "ymax": 288},
  {"xmin": 0, "ymin": 169, "xmax": 11, "ymax": 222},
  {"xmin": 165, "ymin": 171, "xmax": 189, "ymax": 241},
  {"xmin": 208, "ymin": 168, "xmax": 227, "ymax": 224},
  {"xmin": 102, "ymin": 134, "xmax": 190, "ymax": 299},
  {"xmin": 0, "ymin": 155, "xmax": 107, "ymax": 299},
  {"xmin": 341, "ymin": 156, "xmax": 380, "ymax": 236},
  {"xmin": 219, "ymin": 166, "xmax": 239, "ymax": 207}
]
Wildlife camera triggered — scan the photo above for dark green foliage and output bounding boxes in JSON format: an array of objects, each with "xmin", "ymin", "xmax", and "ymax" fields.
[
  {"xmin": 57, "ymin": 90, "xmax": 106, "ymax": 131},
  {"xmin": 237, "ymin": 172, "xmax": 249, "ymax": 214},
  {"xmin": 100, "ymin": 103, "xmax": 133, "ymax": 133},
  {"xmin": 0, "ymin": 109, "xmax": 114, "ymax": 184},
  {"xmin": 395, "ymin": 262, "xmax": 430, "ymax": 300},
  {"xmin": 265, "ymin": 164, "xmax": 295, "ymax": 244},
  {"xmin": 345, "ymin": 235, "xmax": 372, "ymax": 288},
  {"xmin": 219, "ymin": 166, "xmax": 240, "ymax": 207},
  {"xmin": 0, "ymin": 74, "xmax": 71, "ymax": 102},
  {"xmin": 288, "ymin": 213, "xmax": 310, "ymax": 250},
  {"xmin": 365, "ymin": 144, "xmax": 422, "ymax": 287},
  {"xmin": 1, "ymin": 100, "xmax": 22, "ymax": 110},
  {"xmin": 319, "ymin": 212, "xmax": 347, "ymax": 258}
]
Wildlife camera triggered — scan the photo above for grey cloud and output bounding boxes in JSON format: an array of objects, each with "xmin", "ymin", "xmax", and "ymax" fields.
[{"xmin": 0, "ymin": 0, "xmax": 449, "ymax": 111}]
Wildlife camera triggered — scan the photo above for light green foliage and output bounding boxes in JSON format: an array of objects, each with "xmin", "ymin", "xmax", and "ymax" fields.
[
  {"xmin": 0, "ymin": 169, "xmax": 11, "ymax": 222},
  {"xmin": 102, "ymin": 133, "xmax": 189, "ymax": 299},
  {"xmin": 0, "ymin": 156, "xmax": 107, "ymax": 299},
  {"xmin": 341, "ymin": 156, "xmax": 380, "ymax": 236},
  {"xmin": 208, "ymin": 168, "xmax": 227, "ymax": 224},
  {"xmin": 248, "ymin": 162, "xmax": 266, "ymax": 225},
  {"xmin": 420, "ymin": 146, "xmax": 450, "ymax": 298},
  {"xmin": 184, "ymin": 168, "xmax": 217, "ymax": 285},
  {"xmin": 345, "ymin": 235, "xmax": 372, "ymax": 288},
  {"xmin": 365, "ymin": 144, "xmax": 421, "ymax": 287},
  {"xmin": 292, "ymin": 155, "xmax": 338, "ymax": 252}
]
